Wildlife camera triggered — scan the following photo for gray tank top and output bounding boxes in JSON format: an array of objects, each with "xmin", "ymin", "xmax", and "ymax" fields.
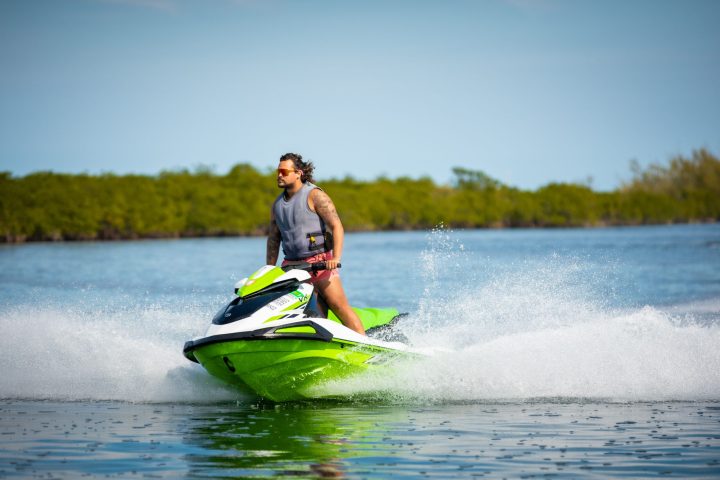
[{"xmin": 273, "ymin": 182, "xmax": 328, "ymax": 260}]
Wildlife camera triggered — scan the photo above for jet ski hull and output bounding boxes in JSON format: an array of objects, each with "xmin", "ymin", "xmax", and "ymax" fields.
[{"xmin": 185, "ymin": 334, "xmax": 404, "ymax": 402}]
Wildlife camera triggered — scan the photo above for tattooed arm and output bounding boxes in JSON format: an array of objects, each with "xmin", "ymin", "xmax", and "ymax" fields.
[
  {"xmin": 309, "ymin": 189, "xmax": 344, "ymax": 270},
  {"xmin": 266, "ymin": 208, "xmax": 281, "ymax": 265}
]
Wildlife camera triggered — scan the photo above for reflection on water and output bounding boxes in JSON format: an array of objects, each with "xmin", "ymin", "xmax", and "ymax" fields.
[
  {"xmin": 182, "ymin": 401, "xmax": 720, "ymax": 478},
  {"xmin": 6, "ymin": 400, "xmax": 719, "ymax": 478},
  {"xmin": 182, "ymin": 404, "xmax": 396, "ymax": 478}
]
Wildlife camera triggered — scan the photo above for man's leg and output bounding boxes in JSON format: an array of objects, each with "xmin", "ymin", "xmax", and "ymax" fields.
[{"xmin": 315, "ymin": 276, "xmax": 365, "ymax": 335}]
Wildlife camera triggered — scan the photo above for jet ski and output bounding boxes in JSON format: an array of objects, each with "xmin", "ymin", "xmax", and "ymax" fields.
[{"xmin": 183, "ymin": 262, "xmax": 419, "ymax": 402}]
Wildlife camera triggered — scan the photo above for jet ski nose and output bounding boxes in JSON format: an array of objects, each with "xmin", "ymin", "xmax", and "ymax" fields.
[{"xmin": 183, "ymin": 341, "xmax": 199, "ymax": 363}]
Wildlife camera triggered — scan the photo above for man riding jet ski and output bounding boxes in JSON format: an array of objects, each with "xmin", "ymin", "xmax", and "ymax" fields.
[
  {"xmin": 267, "ymin": 152, "xmax": 365, "ymax": 334},
  {"xmin": 184, "ymin": 153, "xmax": 420, "ymax": 401}
]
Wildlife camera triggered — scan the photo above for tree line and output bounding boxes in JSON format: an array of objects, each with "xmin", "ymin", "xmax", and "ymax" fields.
[{"xmin": 1, "ymin": 149, "xmax": 718, "ymax": 243}]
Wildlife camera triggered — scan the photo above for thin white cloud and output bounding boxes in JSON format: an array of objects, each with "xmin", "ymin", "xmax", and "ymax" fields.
[
  {"xmin": 501, "ymin": 0, "xmax": 557, "ymax": 12},
  {"xmin": 91, "ymin": 0, "xmax": 275, "ymax": 12},
  {"xmin": 92, "ymin": 0, "xmax": 178, "ymax": 12}
]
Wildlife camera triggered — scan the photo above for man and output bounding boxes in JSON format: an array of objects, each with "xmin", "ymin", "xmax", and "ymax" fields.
[{"xmin": 266, "ymin": 153, "xmax": 366, "ymax": 335}]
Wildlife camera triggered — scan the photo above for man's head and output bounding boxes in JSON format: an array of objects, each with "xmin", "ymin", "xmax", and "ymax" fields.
[{"xmin": 277, "ymin": 153, "xmax": 315, "ymax": 189}]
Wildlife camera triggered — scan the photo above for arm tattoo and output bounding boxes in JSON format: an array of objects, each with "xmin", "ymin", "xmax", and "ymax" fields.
[
  {"xmin": 313, "ymin": 190, "xmax": 341, "ymax": 226},
  {"xmin": 266, "ymin": 219, "xmax": 281, "ymax": 265}
]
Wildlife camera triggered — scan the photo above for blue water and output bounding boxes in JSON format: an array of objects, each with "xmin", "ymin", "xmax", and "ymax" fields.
[{"xmin": 1, "ymin": 224, "xmax": 719, "ymax": 477}]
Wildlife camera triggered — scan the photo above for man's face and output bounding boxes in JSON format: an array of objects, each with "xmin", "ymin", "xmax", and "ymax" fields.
[{"xmin": 277, "ymin": 160, "xmax": 300, "ymax": 188}]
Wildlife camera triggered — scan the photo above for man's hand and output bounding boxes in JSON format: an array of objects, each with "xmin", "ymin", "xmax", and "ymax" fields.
[{"xmin": 325, "ymin": 258, "xmax": 341, "ymax": 270}]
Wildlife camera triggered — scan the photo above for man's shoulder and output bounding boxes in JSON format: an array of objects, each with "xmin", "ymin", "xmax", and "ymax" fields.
[
  {"xmin": 308, "ymin": 185, "xmax": 331, "ymax": 202},
  {"xmin": 306, "ymin": 183, "xmax": 325, "ymax": 199},
  {"xmin": 307, "ymin": 184, "xmax": 332, "ymax": 213}
]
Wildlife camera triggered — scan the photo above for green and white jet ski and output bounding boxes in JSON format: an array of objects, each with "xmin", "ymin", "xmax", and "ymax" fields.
[{"xmin": 183, "ymin": 262, "xmax": 418, "ymax": 402}]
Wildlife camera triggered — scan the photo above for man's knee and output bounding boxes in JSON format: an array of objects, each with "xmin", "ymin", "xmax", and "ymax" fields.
[{"xmin": 322, "ymin": 295, "xmax": 342, "ymax": 313}]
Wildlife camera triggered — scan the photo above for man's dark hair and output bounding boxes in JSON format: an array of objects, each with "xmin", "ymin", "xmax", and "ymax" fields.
[{"xmin": 280, "ymin": 152, "xmax": 314, "ymax": 184}]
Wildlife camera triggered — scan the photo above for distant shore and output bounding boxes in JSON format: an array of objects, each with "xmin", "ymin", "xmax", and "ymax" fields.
[
  {"xmin": 2, "ymin": 149, "xmax": 718, "ymax": 244},
  {"xmin": 2, "ymin": 220, "xmax": 718, "ymax": 245}
]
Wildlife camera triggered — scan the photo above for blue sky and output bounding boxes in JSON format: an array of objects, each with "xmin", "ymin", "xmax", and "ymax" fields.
[{"xmin": 1, "ymin": 0, "xmax": 718, "ymax": 190}]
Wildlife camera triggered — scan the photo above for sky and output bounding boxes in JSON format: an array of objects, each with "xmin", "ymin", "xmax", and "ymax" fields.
[{"xmin": 0, "ymin": 0, "xmax": 718, "ymax": 190}]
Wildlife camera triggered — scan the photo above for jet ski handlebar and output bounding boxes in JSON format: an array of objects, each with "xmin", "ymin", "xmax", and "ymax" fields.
[{"xmin": 281, "ymin": 261, "xmax": 341, "ymax": 273}]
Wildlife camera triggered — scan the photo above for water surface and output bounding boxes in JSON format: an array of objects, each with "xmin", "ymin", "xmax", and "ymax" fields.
[{"xmin": 1, "ymin": 225, "xmax": 719, "ymax": 477}]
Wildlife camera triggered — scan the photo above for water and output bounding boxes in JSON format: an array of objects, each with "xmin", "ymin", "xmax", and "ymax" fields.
[{"xmin": 1, "ymin": 224, "xmax": 719, "ymax": 478}]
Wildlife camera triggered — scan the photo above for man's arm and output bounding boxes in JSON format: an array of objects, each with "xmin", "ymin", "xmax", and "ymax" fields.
[
  {"xmin": 309, "ymin": 189, "xmax": 344, "ymax": 270},
  {"xmin": 266, "ymin": 209, "xmax": 281, "ymax": 265}
]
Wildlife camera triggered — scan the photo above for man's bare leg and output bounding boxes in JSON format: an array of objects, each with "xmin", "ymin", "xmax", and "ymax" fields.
[{"xmin": 315, "ymin": 276, "xmax": 365, "ymax": 335}]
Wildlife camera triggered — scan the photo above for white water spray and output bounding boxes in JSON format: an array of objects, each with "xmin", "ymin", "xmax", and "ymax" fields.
[
  {"xmin": 0, "ymin": 304, "xmax": 241, "ymax": 403},
  {"xmin": 337, "ymin": 227, "xmax": 720, "ymax": 402}
]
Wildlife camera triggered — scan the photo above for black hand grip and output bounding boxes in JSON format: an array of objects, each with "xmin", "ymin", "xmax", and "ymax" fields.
[
  {"xmin": 281, "ymin": 262, "xmax": 342, "ymax": 273},
  {"xmin": 310, "ymin": 261, "xmax": 341, "ymax": 272}
]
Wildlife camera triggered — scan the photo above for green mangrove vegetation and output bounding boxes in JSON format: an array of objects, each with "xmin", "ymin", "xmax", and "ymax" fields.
[{"xmin": 1, "ymin": 149, "xmax": 718, "ymax": 242}]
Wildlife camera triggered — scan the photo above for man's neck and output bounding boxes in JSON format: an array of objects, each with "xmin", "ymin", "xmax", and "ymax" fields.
[{"xmin": 284, "ymin": 181, "xmax": 303, "ymax": 199}]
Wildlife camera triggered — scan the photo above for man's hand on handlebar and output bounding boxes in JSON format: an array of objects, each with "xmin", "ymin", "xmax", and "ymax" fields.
[
  {"xmin": 282, "ymin": 261, "xmax": 342, "ymax": 272},
  {"xmin": 324, "ymin": 258, "xmax": 341, "ymax": 270}
]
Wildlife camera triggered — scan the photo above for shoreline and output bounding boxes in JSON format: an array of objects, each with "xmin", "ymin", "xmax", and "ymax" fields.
[{"xmin": 2, "ymin": 219, "xmax": 717, "ymax": 244}]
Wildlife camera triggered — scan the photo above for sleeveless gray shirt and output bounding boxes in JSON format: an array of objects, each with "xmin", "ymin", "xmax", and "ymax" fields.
[{"xmin": 273, "ymin": 182, "xmax": 328, "ymax": 260}]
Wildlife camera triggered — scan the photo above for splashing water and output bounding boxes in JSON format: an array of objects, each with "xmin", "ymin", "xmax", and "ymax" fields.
[
  {"xmin": 343, "ymin": 306, "xmax": 720, "ymax": 402},
  {"xmin": 0, "ymin": 304, "xmax": 242, "ymax": 403},
  {"xmin": 334, "ymin": 227, "xmax": 720, "ymax": 402}
]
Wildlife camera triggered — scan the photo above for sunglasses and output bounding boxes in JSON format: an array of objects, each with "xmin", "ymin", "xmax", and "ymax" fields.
[{"xmin": 277, "ymin": 168, "xmax": 298, "ymax": 176}]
